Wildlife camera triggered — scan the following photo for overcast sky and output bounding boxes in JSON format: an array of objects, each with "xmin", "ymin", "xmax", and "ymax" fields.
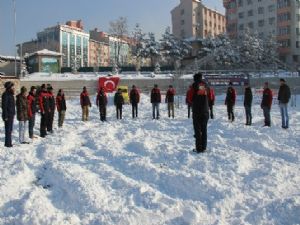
[{"xmin": 0, "ymin": 0, "xmax": 224, "ymax": 55}]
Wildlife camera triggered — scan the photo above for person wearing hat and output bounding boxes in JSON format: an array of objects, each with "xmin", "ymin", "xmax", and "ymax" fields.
[
  {"xmin": 244, "ymin": 82, "xmax": 253, "ymax": 125},
  {"xmin": 187, "ymin": 72, "xmax": 209, "ymax": 153},
  {"xmin": 1, "ymin": 81, "xmax": 16, "ymax": 147},
  {"xmin": 96, "ymin": 87, "xmax": 107, "ymax": 122},
  {"xmin": 165, "ymin": 85, "xmax": 176, "ymax": 118},
  {"xmin": 151, "ymin": 84, "xmax": 161, "ymax": 119},
  {"xmin": 47, "ymin": 85, "xmax": 55, "ymax": 133},
  {"xmin": 39, "ymin": 83, "xmax": 50, "ymax": 137},
  {"xmin": 261, "ymin": 82, "xmax": 273, "ymax": 127},
  {"xmin": 16, "ymin": 86, "xmax": 29, "ymax": 144},
  {"xmin": 114, "ymin": 88, "xmax": 125, "ymax": 119},
  {"xmin": 129, "ymin": 85, "xmax": 140, "ymax": 118},
  {"xmin": 56, "ymin": 89, "xmax": 67, "ymax": 127},
  {"xmin": 278, "ymin": 78, "xmax": 291, "ymax": 129},
  {"xmin": 80, "ymin": 86, "xmax": 92, "ymax": 121},
  {"xmin": 225, "ymin": 81, "xmax": 236, "ymax": 122},
  {"xmin": 27, "ymin": 86, "xmax": 37, "ymax": 138}
]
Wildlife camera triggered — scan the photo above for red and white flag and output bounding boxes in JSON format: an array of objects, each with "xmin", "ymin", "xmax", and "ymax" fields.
[{"xmin": 98, "ymin": 77, "xmax": 120, "ymax": 93}]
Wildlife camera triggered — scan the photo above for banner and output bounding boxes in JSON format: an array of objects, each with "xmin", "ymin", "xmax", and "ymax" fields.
[
  {"xmin": 204, "ymin": 74, "xmax": 249, "ymax": 86},
  {"xmin": 98, "ymin": 77, "xmax": 120, "ymax": 93}
]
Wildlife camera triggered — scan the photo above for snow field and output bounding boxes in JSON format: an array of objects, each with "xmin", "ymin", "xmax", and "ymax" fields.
[{"xmin": 0, "ymin": 94, "xmax": 300, "ymax": 225}]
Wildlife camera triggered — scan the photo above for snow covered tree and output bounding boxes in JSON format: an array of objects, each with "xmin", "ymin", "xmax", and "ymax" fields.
[
  {"xmin": 154, "ymin": 62, "xmax": 161, "ymax": 74},
  {"xmin": 140, "ymin": 32, "xmax": 161, "ymax": 67},
  {"xmin": 131, "ymin": 23, "xmax": 146, "ymax": 71}
]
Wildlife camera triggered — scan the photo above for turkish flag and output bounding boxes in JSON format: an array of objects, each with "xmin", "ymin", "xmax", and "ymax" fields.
[{"xmin": 98, "ymin": 77, "xmax": 120, "ymax": 93}]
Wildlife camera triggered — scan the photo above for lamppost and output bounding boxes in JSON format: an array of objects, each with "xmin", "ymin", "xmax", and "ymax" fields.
[{"xmin": 12, "ymin": 0, "xmax": 17, "ymax": 77}]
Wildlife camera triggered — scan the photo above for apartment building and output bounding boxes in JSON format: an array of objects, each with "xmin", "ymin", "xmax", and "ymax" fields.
[
  {"xmin": 223, "ymin": 0, "xmax": 300, "ymax": 68},
  {"xmin": 171, "ymin": 0, "xmax": 226, "ymax": 39},
  {"xmin": 89, "ymin": 39, "xmax": 110, "ymax": 67}
]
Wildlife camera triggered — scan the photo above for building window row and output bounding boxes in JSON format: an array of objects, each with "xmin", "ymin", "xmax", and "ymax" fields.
[
  {"xmin": 279, "ymin": 39, "xmax": 291, "ymax": 47},
  {"xmin": 278, "ymin": 26, "xmax": 290, "ymax": 36},
  {"xmin": 278, "ymin": 12, "xmax": 291, "ymax": 23},
  {"xmin": 277, "ymin": 0, "xmax": 291, "ymax": 9}
]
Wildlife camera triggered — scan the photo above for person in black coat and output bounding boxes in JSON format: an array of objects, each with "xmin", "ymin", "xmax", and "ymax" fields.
[
  {"xmin": 187, "ymin": 73, "xmax": 209, "ymax": 153},
  {"xmin": 1, "ymin": 81, "xmax": 16, "ymax": 147},
  {"xmin": 130, "ymin": 85, "xmax": 140, "ymax": 118},
  {"xmin": 244, "ymin": 82, "xmax": 253, "ymax": 125},
  {"xmin": 225, "ymin": 82, "xmax": 236, "ymax": 122},
  {"xmin": 151, "ymin": 84, "xmax": 161, "ymax": 119},
  {"xmin": 114, "ymin": 88, "xmax": 124, "ymax": 119},
  {"xmin": 96, "ymin": 87, "xmax": 108, "ymax": 122},
  {"xmin": 278, "ymin": 78, "xmax": 291, "ymax": 129}
]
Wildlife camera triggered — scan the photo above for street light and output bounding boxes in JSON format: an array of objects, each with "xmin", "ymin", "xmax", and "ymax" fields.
[{"xmin": 12, "ymin": 0, "xmax": 17, "ymax": 77}]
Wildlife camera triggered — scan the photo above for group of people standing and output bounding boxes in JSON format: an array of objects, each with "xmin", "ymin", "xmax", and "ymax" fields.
[{"xmin": 1, "ymin": 82, "xmax": 66, "ymax": 147}]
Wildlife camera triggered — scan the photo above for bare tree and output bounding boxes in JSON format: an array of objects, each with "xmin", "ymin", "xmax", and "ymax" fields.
[{"xmin": 109, "ymin": 17, "xmax": 129, "ymax": 66}]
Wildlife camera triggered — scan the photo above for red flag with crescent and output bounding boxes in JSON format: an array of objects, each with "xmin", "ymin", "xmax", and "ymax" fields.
[{"xmin": 98, "ymin": 77, "xmax": 120, "ymax": 93}]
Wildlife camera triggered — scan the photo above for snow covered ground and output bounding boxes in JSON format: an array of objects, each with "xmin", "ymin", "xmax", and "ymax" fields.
[{"xmin": 0, "ymin": 94, "xmax": 300, "ymax": 225}]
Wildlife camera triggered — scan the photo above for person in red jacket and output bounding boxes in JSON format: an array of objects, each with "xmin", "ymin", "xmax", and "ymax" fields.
[
  {"xmin": 129, "ymin": 85, "xmax": 140, "ymax": 118},
  {"xmin": 151, "ymin": 84, "xmax": 161, "ymax": 119},
  {"xmin": 80, "ymin": 86, "xmax": 92, "ymax": 121},
  {"xmin": 261, "ymin": 82, "xmax": 273, "ymax": 127},
  {"xmin": 56, "ymin": 89, "xmax": 67, "ymax": 127},
  {"xmin": 225, "ymin": 82, "xmax": 236, "ymax": 122},
  {"xmin": 165, "ymin": 85, "xmax": 176, "ymax": 118},
  {"xmin": 207, "ymin": 86, "xmax": 215, "ymax": 119},
  {"xmin": 186, "ymin": 85, "xmax": 193, "ymax": 118},
  {"xmin": 39, "ymin": 84, "xmax": 50, "ymax": 137},
  {"xmin": 96, "ymin": 87, "xmax": 108, "ymax": 122},
  {"xmin": 27, "ymin": 86, "xmax": 37, "ymax": 139}
]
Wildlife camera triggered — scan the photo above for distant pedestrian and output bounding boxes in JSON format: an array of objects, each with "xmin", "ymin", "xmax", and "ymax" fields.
[
  {"xmin": 96, "ymin": 87, "xmax": 108, "ymax": 122},
  {"xmin": 80, "ymin": 86, "xmax": 92, "ymax": 121},
  {"xmin": 56, "ymin": 89, "xmax": 67, "ymax": 127},
  {"xmin": 207, "ymin": 86, "xmax": 215, "ymax": 119},
  {"xmin": 151, "ymin": 84, "xmax": 161, "ymax": 119},
  {"xmin": 186, "ymin": 86, "xmax": 193, "ymax": 118},
  {"xmin": 114, "ymin": 88, "xmax": 124, "ymax": 119},
  {"xmin": 261, "ymin": 82, "xmax": 273, "ymax": 127},
  {"xmin": 16, "ymin": 86, "xmax": 29, "ymax": 144},
  {"xmin": 1, "ymin": 81, "xmax": 15, "ymax": 147},
  {"xmin": 39, "ymin": 84, "xmax": 49, "ymax": 137},
  {"xmin": 225, "ymin": 82, "xmax": 236, "ymax": 122},
  {"xmin": 129, "ymin": 85, "xmax": 140, "ymax": 118},
  {"xmin": 165, "ymin": 85, "xmax": 176, "ymax": 118},
  {"xmin": 27, "ymin": 86, "xmax": 37, "ymax": 139},
  {"xmin": 187, "ymin": 72, "xmax": 209, "ymax": 153},
  {"xmin": 244, "ymin": 82, "xmax": 253, "ymax": 125},
  {"xmin": 278, "ymin": 78, "xmax": 291, "ymax": 129},
  {"xmin": 47, "ymin": 86, "xmax": 55, "ymax": 133}
]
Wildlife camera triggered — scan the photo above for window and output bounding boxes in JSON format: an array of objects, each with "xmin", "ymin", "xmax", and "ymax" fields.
[
  {"xmin": 278, "ymin": 26, "xmax": 290, "ymax": 36},
  {"xmin": 293, "ymin": 55, "xmax": 298, "ymax": 62},
  {"xmin": 247, "ymin": 0, "xmax": 252, "ymax": 5},
  {"xmin": 258, "ymin": 7, "xmax": 264, "ymax": 14},
  {"xmin": 296, "ymin": 41, "xmax": 300, "ymax": 48},
  {"xmin": 181, "ymin": 20, "xmax": 185, "ymax": 25},
  {"xmin": 258, "ymin": 20, "xmax": 264, "ymax": 27},
  {"xmin": 296, "ymin": 28, "xmax": 300, "ymax": 35},
  {"xmin": 239, "ymin": 12, "xmax": 244, "ymax": 18},
  {"xmin": 278, "ymin": 0, "xmax": 291, "ymax": 9},
  {"xmin": 181, "ymin": 9, "xmax": 184, "ymax": 15},
  {"xmin": 278, "ymin": 12, "xmax": 291, "ymax": 22},
  {"xmin": 248, "ymin": 22, "xmax": 254, "ymax": 28},
  {"xmin": 239, "ymin": 24, "xmax": 244, "ymax": 30},
  {"xmin": 269, "ymin": 17, "xmax": 275, "ymax": 25},
  {"xmin": 238, "ymin": 0, "xmax": 243, "ymax": 6},
  {"xmin": 248, "ymin": 10, "xmax": 253, "ymax": 16},
  {"xmin": 279, "ymin": 39, "xmax": 290, "ymax": 47},
  {"xmin": 268, "ymin": 5, "xmax": 275, "ymax": 12}
]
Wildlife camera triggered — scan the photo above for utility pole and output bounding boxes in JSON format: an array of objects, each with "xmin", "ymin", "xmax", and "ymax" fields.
[{"xmin": 12, "ymin": 0, "xmax": 17, "ymax": 77}]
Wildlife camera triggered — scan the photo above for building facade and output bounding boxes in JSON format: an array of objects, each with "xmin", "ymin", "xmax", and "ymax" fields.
[
  {"xmin": 171, "ymin": 0, "xmax": 226, "ymax": 39},
  {"xmin": 89, "ymin": 39, "xmax": 110, "ymax": 67},
  {"xmin": 18, "ymin": 20, "xmax": 89, "ymax": 71},
  {"xmin": 223, "ymin": 0, "xmax": 300, "ymax": 68}
]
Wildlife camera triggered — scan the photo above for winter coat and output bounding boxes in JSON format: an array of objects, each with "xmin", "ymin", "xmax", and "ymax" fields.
[
  {"xmin": 114, "ymin": 92, "xmax": 124, "ymax": 106},
  {"xmin": 80, "ymin": 91, "xmax": 91, "ymax": 107},
  {"xmin": 27, "ymin": 92, "xmax": 36, "ymax": 118},
  {"xmin": 39, "ymin": 90, "xmax": 50, "ymax": 114},
  {"xmin": 16, "ymin": 93, "xmax": 29, "ymax": 121},
  {"xmin": 1, "ymin": 90, "xmax": 15, "ymax": 120},
  {"xmin": 186, "ymin": 88, "xmax": 193, "ymax": 106},
  {"xmin": 261, "ymin": 88, "xmax": 273, "ymax": 109},
  {"xmin": 151, "ymin": 88, "xmax": 161, "ymax": 103},
  {"xmin": 278, "ymin": 83, "xmax": 291, "ymax": 104},
  {"xmin": 244, "ymin": 87, "xmax": 253, "ymax": 107},
  {"xmin": 187, "ymin": 80, "xmax": 209, "ymax": 115},
  {"xmin": 225, "ymin": 87, "xmax": 236, "ymax": 106},
  {"xmin": 207, "ymin": 87, "xmax": 215, "ymax": 106},
  {"xmin": 96, "ymin": 91, "xmax": 108, "ymax": 107},
  {"xmin": 56, "ymin": 94, "xmax": 67, "ymax": 112},
  {"xmin": 165, "ymin": 88, "xmax": 176, "ymax": 103},
  {"xmin": 130, "ymin": 88, "xmax": 140, "ymax": 104},
  {"xmin": 48, "ymin": 92, "xmax": 56, "ymax": 112}
]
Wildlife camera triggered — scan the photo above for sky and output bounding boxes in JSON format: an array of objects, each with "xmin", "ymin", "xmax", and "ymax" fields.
[{"xmin": 0, "ymin": 0, "xmax": 224, "ymax": 56}]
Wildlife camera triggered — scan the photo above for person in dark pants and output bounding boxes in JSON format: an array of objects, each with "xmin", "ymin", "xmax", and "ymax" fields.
[
  {"xmin": 186, "ymin": 86, "xmax": 193, "ymax": 118},
  {"xmin": 187, "ymin": 73, "xmax": 209, "ymax": 153},
  {"xmin": 225, "ymin": 82, "xmax": 236, "ymax": 122},
  {"xmin": 114, "ymin": 88, "xmax": 124, "ymax": 119},
  {"xmin": 39, "ymin": 84, "xmax": 50, "ymax": 137},
  {"xmin": 207, "ymin": 86, "xmax": 215, "ymax": 119},
  {"xmin": 56, "ymin": 89, "xmax": 67, "ymax": 127},
  {"xmin": 151, "ymin": 84, "xmax": 161, "ymax": 119},
  {"xmin": 278, "ymin": 78, "xmax": 291, "ymax": 129},
  {"xmin": 47, "ymin": 86, "xmax": 55, "ymax": 133},
  {"xmin": 130, "ymin": 85, "xmax": 140, "ymax": 118},
  {"xmin": 1, "ymin": 81, "xmax": 16, "ymax": 147},
  {"xmin": 244, "ymin": 82, "xmax": 253, "ymax": 125},
  {"xmin": 27, "ymin": 86, "xmax": 37, "ymax": 139},
  {"xmin": 261, "ymin": 82, "xmax": 273, "ymax": 127},
  {"xmin": 96, "ymin": 87, "xmax": 107, "ymax": 122},
  {"xmin": 165, "ymin": 85, "xmax": 176, "ymax": 118}
]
